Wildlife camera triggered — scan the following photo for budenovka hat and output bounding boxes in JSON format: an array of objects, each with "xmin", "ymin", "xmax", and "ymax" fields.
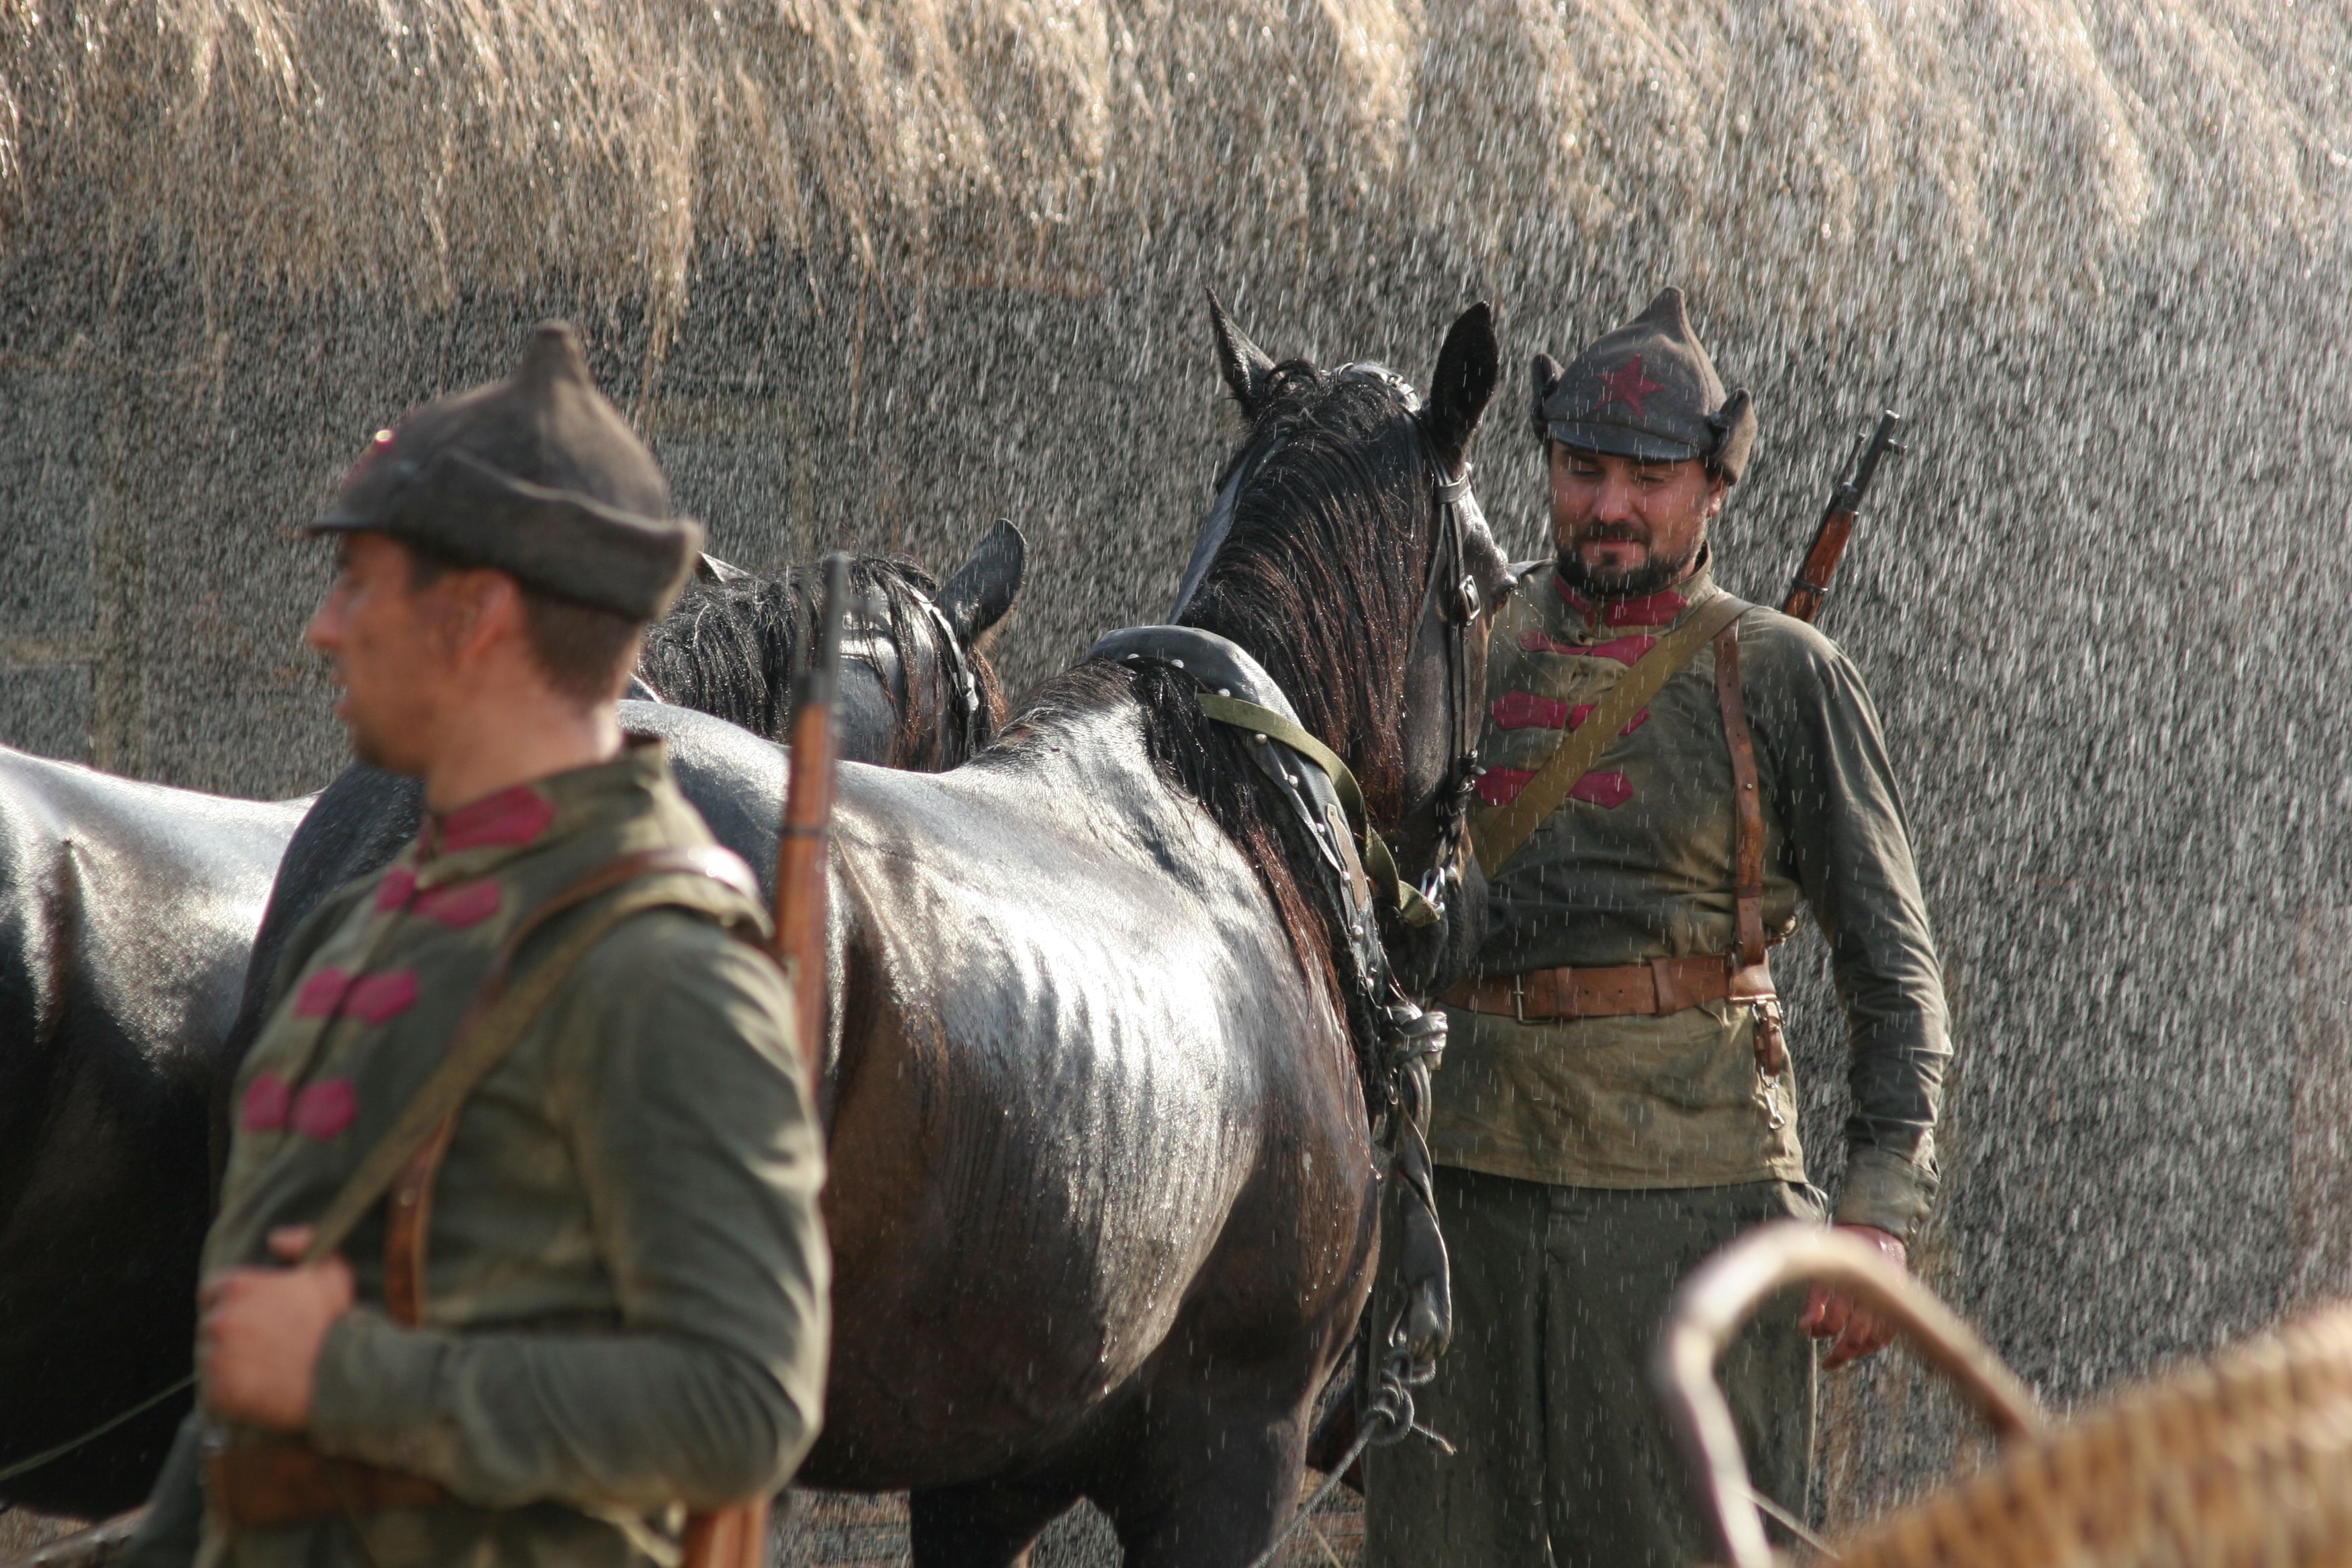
[
  {"xmin": 1529, "ymin": 287, "xmax": 1757, "ymax": 483},
  {"xmin": 311, "ymin": 322, "xmax": 701, "ymax": 620}
]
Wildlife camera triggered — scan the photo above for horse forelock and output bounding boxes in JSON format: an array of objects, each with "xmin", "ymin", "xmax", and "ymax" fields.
[{"xmin": 1183, "ymin": 367, "xmax": 1438, "ymax": 827}]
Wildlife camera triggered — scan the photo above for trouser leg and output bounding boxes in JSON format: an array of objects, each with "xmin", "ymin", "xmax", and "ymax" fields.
[
  {"xmin": 1540, "ymin": 1181, "xmax": 1820, "ymax": 1568},
  {"xmin": 1363, "ymin": 1166, "xmax": 1553, "ymax": 1568}
]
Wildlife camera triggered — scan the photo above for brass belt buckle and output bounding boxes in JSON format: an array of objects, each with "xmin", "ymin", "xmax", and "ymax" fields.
[{"xmin": 1512, "ymin": 970, "xmax": 1528, "ymax": 1025}]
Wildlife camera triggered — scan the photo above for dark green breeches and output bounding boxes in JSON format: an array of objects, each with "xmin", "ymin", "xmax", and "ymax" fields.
[{"xmin": 1365, "ymin": 1171, "xmax": 1820, "ymax": 1568}]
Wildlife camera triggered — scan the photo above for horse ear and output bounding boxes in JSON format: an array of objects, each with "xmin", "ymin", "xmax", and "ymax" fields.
[
  {"xmin": 938, "ymin": 518, "xmax": 1027, "ymax": 649},
  {"xmin": 1422, "ymin": 301, "xmax": 1499, "ymax": 474},
  {"xmin": 695, "ymin": 552, "xmax": 751, "ymax": 585},
  {"xmin": 1206, "ymin": 289, "xmax": 1275, "ymax": 418}
]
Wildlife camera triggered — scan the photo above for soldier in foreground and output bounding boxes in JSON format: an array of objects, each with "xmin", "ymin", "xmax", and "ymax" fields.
[
  {"xmin": 126, "ymin": 323, "xmax": 828, "ymax": 1567},
  {"xmin": 1366, "ymin": 289, "xmax": 1948, "ymax": 1565}
]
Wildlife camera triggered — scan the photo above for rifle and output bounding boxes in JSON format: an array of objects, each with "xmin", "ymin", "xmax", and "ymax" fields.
[
  {"xmin": 1781, "ymin": 410, "xmax": 1906, "ymax": 624},
  {"xmin": 677, "ymin": 554, "xmax": 850, "ymax": 1568},
  {"xmin": 772, "ymin": 551, "xmax": 849, "ymax": 1101}
]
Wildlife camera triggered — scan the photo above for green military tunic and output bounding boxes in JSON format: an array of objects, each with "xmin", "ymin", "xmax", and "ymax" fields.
[
  {"xmin": 1430, "ymin": 558, "xmax": 1949, "ymax": 1234},
  {"xmin": 129, "ymin": 740, "xmax": 828, "ymax": 1568},
  {"xmin": 1369, "ymin": 556, "xmax": 1948, "ymax": 1568}
]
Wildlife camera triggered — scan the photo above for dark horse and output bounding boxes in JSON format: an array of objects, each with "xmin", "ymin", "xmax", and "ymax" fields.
[
  {"xmin": 799, "ymin": 299, "xmax": 1508, "ymax": 1563},
  {"xmin": 0, "ymin": 757, "xmax": 308, "ymax": 1517},
  {"xmin": 0, "ymin": 530, "xmax": 1025, "ymax": 1516}
]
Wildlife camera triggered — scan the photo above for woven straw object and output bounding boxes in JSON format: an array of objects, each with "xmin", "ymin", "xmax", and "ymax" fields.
[
  {"xmin": 1830, "ymin": 1306, "xmax": 2352, "ymax": 1568},
  {"xmin": 1659, "ymin": 1226, "xmax": 2352, "ymax": 1568}
]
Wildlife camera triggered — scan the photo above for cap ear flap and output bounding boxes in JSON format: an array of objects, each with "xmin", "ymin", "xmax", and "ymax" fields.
[
  {"xmin": 1710, "ymin": 388, "xmax": 1757, "ymax": 483},
  {"xmin": 1529, "ymin": 353, "xmax": 1563, "ymax": 446}
]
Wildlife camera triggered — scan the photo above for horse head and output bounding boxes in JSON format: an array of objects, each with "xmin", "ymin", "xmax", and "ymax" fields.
[
  {"xmin": 636, "ymin": 522, "xmax": 1026, "ymax": 771},
  {"xmin": 1179, "ymin": 293, "xmax": 1511, "ymax": 997}
]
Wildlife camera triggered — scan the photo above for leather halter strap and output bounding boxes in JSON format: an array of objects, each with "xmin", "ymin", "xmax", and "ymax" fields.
[
  {"xmin": 906, "ymin": 583, "xmax": 986, "ymax": 767},
  {"xmin": 1713, "ymin": 616, "xmax": 1768, "ymax": 971}
]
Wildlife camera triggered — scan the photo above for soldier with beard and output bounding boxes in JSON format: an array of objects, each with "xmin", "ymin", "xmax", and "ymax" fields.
[{"xmin": 1365, "ymin": 289, "xmax": 1949, "ymax": 1567}]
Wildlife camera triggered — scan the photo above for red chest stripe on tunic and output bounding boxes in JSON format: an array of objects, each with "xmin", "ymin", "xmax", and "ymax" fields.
[
  {"xmin": 414, "ymin": 880, "xmax": 503, "ymax": 930},
  {"xmin": 1476, "ymin": 765, "xmax": 1636, "ymax": 811},
  {"xmin": 438, "ymin": 786, "xmax": 556, "ymax": 853},
  {"xmin": 241, "ymin": 1073, "xmax": 291, "ymax": 1131},
  {"xmin": 1489, "ymin": 691, "xmax": 1651, "ymax": 736},
  {"xmin": 1477, "ymin": 766, "xmax": 1534, "ymax": 807},
  {"xmin": 374, "ymin": 867, "xmax": 418, "ymax": 912},
  {"xmin": 344, "ymin": 971, "xmax": 419, "ymax": 1026},
  {"xmin": 1516, "ymin": 631, "xmax": 1658, "ymax": 665},
  {"xmin": 1490, "ymin": 691, "xmax": 1569, "ymax": 730},
  {"xmin": 1568, "ymin": 771, "xmax": 1634, "ymax": 808},
  {"xmin": 290, "ymin": 1079, "xmax": 357, "ymax": 1141},
  {"xmin": 293, "ymin": 967, "xmax": 352, "ymax": 1019}
]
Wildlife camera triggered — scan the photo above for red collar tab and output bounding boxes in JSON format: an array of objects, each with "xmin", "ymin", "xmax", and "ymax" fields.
[
  {"xmin": 428, "ymin": 784, "xmax": 556, "ymax": 856},
  {"xmin": 1551, "ymin": 573, "xmax": 1688, "ymax": 628}
]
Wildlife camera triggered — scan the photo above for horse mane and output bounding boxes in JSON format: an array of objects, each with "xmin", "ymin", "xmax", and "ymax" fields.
[
  {"xmin": 995, "ymin": 362, "xmax": 1441, "ymax": 1075},
  {"xmin": 636, "ymin": 556, "xmax": 1005, "ymax": 759},
  {"xmin": 1179, "ymin": 362, "xmax": 1436, "ymax": 824}
]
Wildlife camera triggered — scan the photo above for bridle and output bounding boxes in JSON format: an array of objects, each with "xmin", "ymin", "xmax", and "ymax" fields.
[
  {"xmin": 905, "ymin": 582, "xmax": 987, "ymax": 767},
  {"xmin": 1173, "ymin": 362, "xmax": 1487, "ymax": 930}
]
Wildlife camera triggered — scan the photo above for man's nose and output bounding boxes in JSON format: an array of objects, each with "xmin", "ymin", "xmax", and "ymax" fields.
[
  {"xmin": 1591, "ymin": 473, "xmax": 1640, "ymax": 524},
  {"xmin": 302, "ymin": 597, "xmax": 341, "ymax": 656}
]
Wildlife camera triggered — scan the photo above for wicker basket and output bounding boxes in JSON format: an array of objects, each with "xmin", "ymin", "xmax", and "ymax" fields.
[
  {"xmin": 1657, "ymin": 1224, "xmax": 2352, "ymax": 1568},
  {"xmin": 1834, "ymin": 1306, "xmax": 2352, "ymax": 1568}
]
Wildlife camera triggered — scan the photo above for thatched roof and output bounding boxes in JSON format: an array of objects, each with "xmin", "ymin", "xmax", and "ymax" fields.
[{"xmin": 3, "ymin": 0, "xmax": 2346, "ymax": 342}]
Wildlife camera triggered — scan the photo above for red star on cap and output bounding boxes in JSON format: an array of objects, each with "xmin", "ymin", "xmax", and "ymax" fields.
[{"xmin": 1589, "ymin": 355, "xmax": 1665, "ymax": 418}]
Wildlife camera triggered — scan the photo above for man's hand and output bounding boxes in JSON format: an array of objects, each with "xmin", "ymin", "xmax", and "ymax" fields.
[
  {"xmin": 1797, "ymin": 1223, "xmax": 1905, "ymax": 1370},
  {"xmin": 199, "ymin": 1226, "xmax": 354, "ymax": 1431}
]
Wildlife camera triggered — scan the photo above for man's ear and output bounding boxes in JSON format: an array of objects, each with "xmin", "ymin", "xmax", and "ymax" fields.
[{"xmin": 432, "ymin": 568, "xmax": 523, "ymax": 667}]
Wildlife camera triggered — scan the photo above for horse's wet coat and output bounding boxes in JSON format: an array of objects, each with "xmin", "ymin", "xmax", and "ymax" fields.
[{"xmin": 0, "ymin": 754, "xmax": 309, "ymax": 1514}]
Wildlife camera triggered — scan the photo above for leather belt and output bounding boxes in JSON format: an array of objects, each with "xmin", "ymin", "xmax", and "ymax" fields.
[
  {"xmin": 1444, "ymin": 955, "xmax": 1774, "ymax": 1024},
  {"xmin": 206, "ymin": 1442, "xmax": 452, "ymax": 1530}
]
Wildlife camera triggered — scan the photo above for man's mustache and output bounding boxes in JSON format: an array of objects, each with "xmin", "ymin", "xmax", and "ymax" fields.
[{"xmin": 1571, "ymin": 520, "xmax": 1653, "ymax": 548}]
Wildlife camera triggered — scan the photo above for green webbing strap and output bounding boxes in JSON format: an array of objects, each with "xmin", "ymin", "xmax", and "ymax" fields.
[
  {"xmin": 1471, "ymin": 595, "xmax": 1748, "ymax": 875},
  {"xmin": 1197, "ymin": 693, "xmax": 1440, "ymax": 928},
  {"xmin": 299, "ymin": 876, "xmax": 752, "ymax": 1265}
]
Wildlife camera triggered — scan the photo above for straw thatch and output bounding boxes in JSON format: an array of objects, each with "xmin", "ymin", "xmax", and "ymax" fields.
[{"xmin": 3, "ymin": 0, "xmax": 2347, "ymax": 344}]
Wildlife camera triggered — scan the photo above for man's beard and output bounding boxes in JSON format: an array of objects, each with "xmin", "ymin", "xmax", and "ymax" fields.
[{"xmin": 1557, "ymin": 520, "xmax": 1706, "ymax": 601}]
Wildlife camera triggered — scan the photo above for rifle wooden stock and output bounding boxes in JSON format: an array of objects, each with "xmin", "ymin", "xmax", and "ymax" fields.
[
  {"xmin": 773, "ymin": 552, "xmax": 849, "ymax": 1102},
  {"xmin": 1781, "ymin": 511, "xmax": 1854, "ymax": 624},
  {"xmin": 1780, "ymin": 409, "xmax": 1904, "ymax": 625}
]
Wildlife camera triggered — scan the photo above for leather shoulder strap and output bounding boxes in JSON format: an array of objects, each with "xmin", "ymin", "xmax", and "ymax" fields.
[
  {"xmin": 302, "ymin": 845, "xmax": 762, "ymax": 1277},
  {"xmin": 1472, "ymin": 594, "xmax": 1746, "ymax": 875},
  {"xmin": 1712, "ymin": 614, "xmax": 1767, "ymax": 969}
]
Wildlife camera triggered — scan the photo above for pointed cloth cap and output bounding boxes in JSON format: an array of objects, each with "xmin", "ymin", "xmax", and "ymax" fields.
[
  {"xmin": 1532, "ymin": 287, "xmax": 1757, "ymax": 483},
  {"xmin": 311, "ymin": 322, "xmax": 702, "ymax": 620}
]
